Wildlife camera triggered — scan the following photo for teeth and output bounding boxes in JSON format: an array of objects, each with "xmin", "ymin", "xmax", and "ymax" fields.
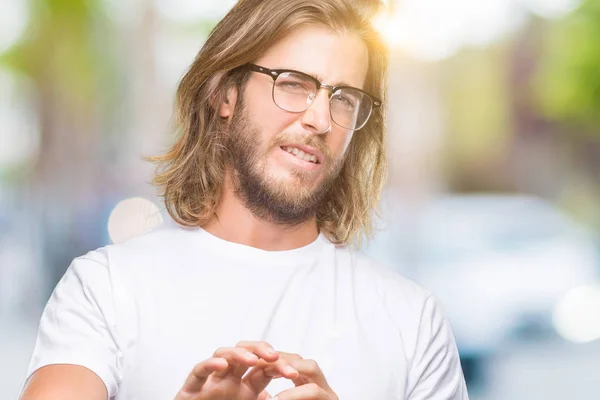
[{"xmin": 282, "ymin": 146, "xmax": 318, "ymax": 163}]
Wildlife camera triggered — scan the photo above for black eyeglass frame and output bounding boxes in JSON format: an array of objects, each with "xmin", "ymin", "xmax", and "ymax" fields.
[{"xmin": 241, "ymin": 63, "xmax": 382, "ymax": 131}]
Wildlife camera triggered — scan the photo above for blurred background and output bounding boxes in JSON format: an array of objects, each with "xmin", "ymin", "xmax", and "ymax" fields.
[{"xmin": 1, "ymin": 0, "xmax": 599, "ymax": 398}]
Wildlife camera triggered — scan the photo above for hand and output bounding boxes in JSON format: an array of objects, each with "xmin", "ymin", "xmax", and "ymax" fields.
[
  {"xmin": 175, "ymin": 341, "xmax": 299, "ymax": 400},
  {"xmin": 246, "ymin": 352, "xmax": 339, "ymax": 400}
]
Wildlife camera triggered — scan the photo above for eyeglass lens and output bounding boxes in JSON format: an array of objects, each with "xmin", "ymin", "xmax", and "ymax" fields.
[{"xmin": 272, "ymin": 71, "xmax": 373, "ymax": 130}]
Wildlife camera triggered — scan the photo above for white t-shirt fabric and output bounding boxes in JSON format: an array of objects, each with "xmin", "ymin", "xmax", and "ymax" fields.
[{"xmin": 24, "ymin": 224, "xmax": 468, "ymax": 399}]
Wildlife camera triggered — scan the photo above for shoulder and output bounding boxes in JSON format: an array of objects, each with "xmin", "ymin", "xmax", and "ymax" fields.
[
  {"xmin": 107, "ymin": 223, "xmax": 197, "ymax": 255},
  {"xmin": 334, "ymin": 247, "xmax": 464, "ymax": 381},
  {"xmin": 333, "ymin": 245, "xmax": 439, "ymax": 331},
  {"xmin": 82, "ymin": 224, "xmax": 197, "ymax": 267},
  {"xmin": 62, "ymin": 224, "xmax": 199, "ymax": 293},
  {"xmin": 335, "ymin": 244, "xmax": 433, "ymax": 304}
]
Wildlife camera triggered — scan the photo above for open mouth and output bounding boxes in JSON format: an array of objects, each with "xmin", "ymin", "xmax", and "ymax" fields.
[{"xmin": 280, "ymin": 146, "xmax": 320, "ymax": 164}]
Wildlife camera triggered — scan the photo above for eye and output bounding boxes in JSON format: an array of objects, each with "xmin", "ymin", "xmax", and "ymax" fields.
[
  {"xmin": 276, "ymin": 78, "xmax": 312, "ymax": 94},
  {"xmin": 334, "ymin": 93, "xmax": 357, "ymax": 110},
  {"xmin": 281, "ymin": 81, "xmax": 303, "ymax": 89}
]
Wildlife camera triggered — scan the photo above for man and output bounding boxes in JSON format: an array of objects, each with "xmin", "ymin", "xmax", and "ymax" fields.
[{"xmin": 20, "ymin": 0, "xmax": 468, "ymax": 399}]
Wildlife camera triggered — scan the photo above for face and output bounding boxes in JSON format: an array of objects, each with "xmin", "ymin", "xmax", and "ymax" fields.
[{"xmin": 220, "ymin": 25, "xmax": 369, "ymax": 225}]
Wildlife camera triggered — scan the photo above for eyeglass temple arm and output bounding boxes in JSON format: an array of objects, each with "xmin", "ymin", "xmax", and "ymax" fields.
[{"xmin": 244, "ymin": 63, "xmax": 279, "ymax": 81}]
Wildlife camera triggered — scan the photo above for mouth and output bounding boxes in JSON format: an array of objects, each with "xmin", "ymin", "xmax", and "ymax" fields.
[{"xmin": 279, "ymin": 145, "xmax": 323, "ymax": 165}]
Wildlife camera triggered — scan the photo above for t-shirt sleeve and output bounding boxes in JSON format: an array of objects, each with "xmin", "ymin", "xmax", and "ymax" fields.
[
  {"xmin": 23, "ymin": 249, "xmax": 122, "ymax": 398},
  {"xmin": 406, "ymin": 294, "xmax": 469, "ymax": 400}
]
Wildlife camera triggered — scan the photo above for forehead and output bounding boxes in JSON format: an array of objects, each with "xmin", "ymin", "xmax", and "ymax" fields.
[{"xmin": 255, "ymin": 25, "xmax": 369, "ymax": 89}]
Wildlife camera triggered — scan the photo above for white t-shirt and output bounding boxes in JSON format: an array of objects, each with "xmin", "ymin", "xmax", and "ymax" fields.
[{"xmin": 24, "ymin": 224, "xmax": 468, "ymax": 399}]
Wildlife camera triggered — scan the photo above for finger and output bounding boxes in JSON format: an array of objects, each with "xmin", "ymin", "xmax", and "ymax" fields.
[
  {"xmin": 257, "ymin": 390, "xmax": 272, "ymax": 400},
  {"xmin": 276, "ymin": 355, "xmax": 330, "ymax": 390},
  {"xmin": 212, "ymin": 347, "xmax": 260, "ymax": 378},
  {"xmin": 235, "ymin": 341, "xmax": 280, "ymax": 363},
  {"xmin": 268, "ymin": 351, "xmax": 302, "ymax": 377},
  {"xmin": 242, "ymin": 358, "xmax": 298, "ymax": 394},
  {"xmin": 275, "ymin": 352, "xmax": 303, "ymax": 361},
  {"xmin": 227, "ymin": 341, "xmax": 280, "ymax": 379},
  {"xmin": 274, "ymin": 383, "xmax": 330, "ymax": 400},
  {"xmin": 181, "ymin": 357, "xmax": 228, "ymax": 392},
  {"xmin": 252, "ymin": 357, "xmax": 300, "ymax": 380}
]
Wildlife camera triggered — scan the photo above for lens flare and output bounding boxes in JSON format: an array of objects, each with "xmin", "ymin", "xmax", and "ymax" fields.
[
  {"xmin": 553, "ymin": 284, "xmax": 600, "ymax": 344},
  {"xmin": 107, "ymin": 197, "xmax": 163, "ymax": 244}
]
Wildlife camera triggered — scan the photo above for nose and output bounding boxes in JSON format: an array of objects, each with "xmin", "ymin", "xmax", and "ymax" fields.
[{"xmin": 300, "ymin": 89, "xmax": 332, "ymax": 134}]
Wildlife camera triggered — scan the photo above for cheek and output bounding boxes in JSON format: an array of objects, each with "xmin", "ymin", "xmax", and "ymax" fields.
[
  {"xmin": 248, "ymin": 100, "xmax": 297, "ymax": 145},
  {"xmin": 328, "ymin": 131, "xmax": 354, "ymax": 159}
]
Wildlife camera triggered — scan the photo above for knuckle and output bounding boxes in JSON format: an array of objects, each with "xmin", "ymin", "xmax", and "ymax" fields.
[
  {"xmin": 259, "ymin": 341, "xmax": 273, "ymax": 349},
  {"xmin": 213, "ymin": 347, "xmax": 227, "ymax": 356},
  {"xmin": 191, "ymin": 363, "xmax": 203, "ymax": 375},
  {"xmin": 191, "ymin": 361, "xmax": 209, "ymax": 376},
  {"xmin": 307, "ymin": 359, "xmax": 320, "ymax": 370}
]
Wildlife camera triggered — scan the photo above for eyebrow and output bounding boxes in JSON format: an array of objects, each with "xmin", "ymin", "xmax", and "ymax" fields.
[
  {"xmin": 309, "ymin": 72, "xmax": 353, "ymax": 88},
  {"xmin": 277, "ymin": 67, "xmax": 353, "ymax": 88}
]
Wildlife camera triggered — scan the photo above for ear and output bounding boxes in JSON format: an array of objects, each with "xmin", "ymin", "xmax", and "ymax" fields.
[{"xmin": 218, "ymin": 85, "xmax": 239, "ymax": 119}]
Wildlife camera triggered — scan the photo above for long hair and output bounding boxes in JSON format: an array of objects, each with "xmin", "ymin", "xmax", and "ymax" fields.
[{"xmin": 150, "ymin": 0, "xmax": 388, "ymax": 247}]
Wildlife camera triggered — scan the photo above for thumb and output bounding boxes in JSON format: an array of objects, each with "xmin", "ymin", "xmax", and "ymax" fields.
[{"xmin": 257, "ymin": 390, "xmax": 272, "ymax": 400}]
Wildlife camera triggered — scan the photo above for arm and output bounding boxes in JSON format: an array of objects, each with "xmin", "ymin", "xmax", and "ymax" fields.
[
  {"xmin": 20, "ymin": 250, "xmax": 122, "ymax": 399},
  {"xmin": 20, "ymin": 364, "xmax": 107, "ymax": 400},
  {"xmin": 406, "ymin": 295, "xmax": 469, "ymax": 400}
]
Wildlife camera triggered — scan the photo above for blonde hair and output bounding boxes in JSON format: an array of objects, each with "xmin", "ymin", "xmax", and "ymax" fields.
[{"xmin": 150, "ymin": 0, "xmax": 388, "ymax": 247}]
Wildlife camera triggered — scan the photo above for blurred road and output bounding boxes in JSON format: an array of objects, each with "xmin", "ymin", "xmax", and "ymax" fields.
[
  {"xmin": 470, "ymin": 337, "xmax": 600, "ymax": 400},
  {"xmin": 2, "ymin": 315, "xmax": 599, "ymax": 399},
  {"xmin": 0, "ymin": 314, "xmax": 38, "ymax": 397}
]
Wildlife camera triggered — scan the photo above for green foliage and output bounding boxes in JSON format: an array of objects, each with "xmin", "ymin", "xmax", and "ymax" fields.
[
  {"xmin": 0, "ymin": 0, "xmax": 116, "ymax": 109},
  {"xmin": 535, "ymin": 0, "xmax": 600, "ymax": 133},
  {"xmin": 440, "ymin": 44, "xmax": 512, "ymax": 165}
]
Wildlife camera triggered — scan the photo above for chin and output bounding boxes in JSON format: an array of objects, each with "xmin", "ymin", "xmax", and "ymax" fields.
[{"xmin": 276, "ymin": 170, "xmax": 321, "ymax": 187}]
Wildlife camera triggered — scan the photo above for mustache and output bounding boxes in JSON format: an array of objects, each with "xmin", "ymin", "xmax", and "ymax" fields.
[{"xmin": 270, "ymin": 132, "xmax": 334, "ymax": 160}]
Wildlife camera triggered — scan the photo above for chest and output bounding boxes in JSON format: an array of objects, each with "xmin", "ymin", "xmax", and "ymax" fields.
[
  {"xmin": 118, "ymin": 323, "xmax": 406, "ymax": 400},
  {"xmin": 114, "ymin": 266, "xmax": 410, "ymax": 399}
]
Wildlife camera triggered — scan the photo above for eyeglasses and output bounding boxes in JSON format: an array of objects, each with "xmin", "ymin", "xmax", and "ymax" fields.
[{"xmin": 242, "ymin": 63, "xmax": 382, "ymax": 131}]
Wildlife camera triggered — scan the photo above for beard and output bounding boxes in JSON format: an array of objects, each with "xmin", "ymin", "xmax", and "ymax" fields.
[{"xmin": 224, "ymin": 102, "xmax": 344, "ymax": 226}]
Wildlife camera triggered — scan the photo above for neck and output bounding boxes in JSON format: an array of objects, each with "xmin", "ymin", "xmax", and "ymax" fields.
[{"xmin": 202, "ymin": 175, "xmax": 319, "ymax": 251}]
